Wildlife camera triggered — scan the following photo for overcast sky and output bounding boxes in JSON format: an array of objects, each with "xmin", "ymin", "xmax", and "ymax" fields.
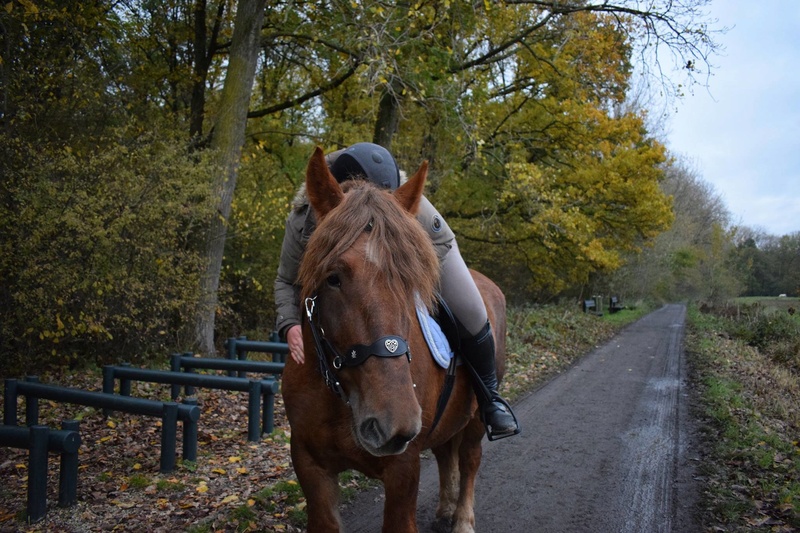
[{"xmin": 662, "ymin": 0, "xmax": 800, "ymax": 237}]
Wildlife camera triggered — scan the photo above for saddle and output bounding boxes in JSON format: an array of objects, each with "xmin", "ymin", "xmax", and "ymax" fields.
[
  {"xmin": 417, "ymin": 295, "xmax": 462, "ymax": 434},
  {"xmin": 415, "ymin": 295, "xmax": 460, "ymax": 369}
]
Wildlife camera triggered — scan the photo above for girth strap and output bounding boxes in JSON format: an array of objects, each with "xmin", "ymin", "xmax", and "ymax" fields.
[{"xmin": 428, "ymin": 294, "xmax": 460, "ymax": 436}]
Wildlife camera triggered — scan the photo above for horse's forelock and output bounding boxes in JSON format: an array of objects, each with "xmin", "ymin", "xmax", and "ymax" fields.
[{"xmin": 298, "ymin": 182, "xmax": 439, "ymax": 312}]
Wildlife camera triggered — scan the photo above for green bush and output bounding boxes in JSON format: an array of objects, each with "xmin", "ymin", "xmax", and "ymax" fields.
[
  {"xmin": 747, "ymin": 312, "xmax": 800, "ymax": 350},
  {"xmin": 0, "ymin": 126, "xmax": 216, "ymax": 375}
]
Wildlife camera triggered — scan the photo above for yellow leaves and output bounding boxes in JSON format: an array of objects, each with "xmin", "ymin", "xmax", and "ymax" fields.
[
  {"xmin": 220, "ymin": 494, "xmax": 239, "ymax": 505},
  {"xmin": 111, "ymin": 500, "xmax": 136, "ymax": 509},
  {"xmin": 196, "ymin": 481, "xmax": 209, "ymax": 493},
  {"xmin": 16, "ymin": 0, "xmax": 38, "ymax": 16}
]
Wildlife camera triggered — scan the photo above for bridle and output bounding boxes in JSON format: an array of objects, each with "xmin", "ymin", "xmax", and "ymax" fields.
[{"xmin": 304, "ymin": 295, "xmax": 412, "ymax": 402}]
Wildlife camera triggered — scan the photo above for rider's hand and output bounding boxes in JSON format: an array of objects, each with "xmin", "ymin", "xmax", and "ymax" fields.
[{"xmin": 287, "ymin": 324, "xmax": 305, "ymax": 364}]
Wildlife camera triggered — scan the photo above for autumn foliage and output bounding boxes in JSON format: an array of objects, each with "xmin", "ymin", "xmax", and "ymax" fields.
[{"xmin": 0, "ymin": 0, "xmax": 719, "ymax": 371}]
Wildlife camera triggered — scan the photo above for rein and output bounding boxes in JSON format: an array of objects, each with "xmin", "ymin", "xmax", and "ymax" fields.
[{"xmin": 304, "ymin": 295, "xmax": 411, "ymax": 402}]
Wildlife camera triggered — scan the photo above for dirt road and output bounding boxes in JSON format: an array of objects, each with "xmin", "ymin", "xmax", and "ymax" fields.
[{"xmin": 341, "ymin": 303, "xmax": 701, "ymax": 532}]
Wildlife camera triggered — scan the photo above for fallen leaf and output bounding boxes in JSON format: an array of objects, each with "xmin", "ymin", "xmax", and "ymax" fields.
[
  {"xmin": 112, "ymin": 500, "xmax": 136, "ymax": 509},
  {"xmin": 220, "ymin": 494, "xmax": 239, "ymax": 504}
]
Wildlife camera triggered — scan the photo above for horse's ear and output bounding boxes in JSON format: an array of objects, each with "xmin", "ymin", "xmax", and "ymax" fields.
[
  {"xmin": 306, "ymin": 146, "xmax": 344, "ymax": 219},
  {"xmin": 393, "ymin": 160, "xmax": 427, "ymax": 215}
]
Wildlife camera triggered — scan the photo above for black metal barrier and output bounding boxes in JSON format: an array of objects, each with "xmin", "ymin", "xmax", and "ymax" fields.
[
  {"xmin": 102, "ymin": 365, "xmax": 280, "ymax": 438},
  {"xmin": 225, "ymin": 334, "xmax": 289, "ymax": 378},
  {"xmin": 0, "ymin": 421, "xmax": 80, "ymax": 523},
  {"xmin": 582, "ymin": 295, "xmax": 603, "ymax": 316},
  {"xmin": 609, "ymin": 296, "xmax": 625, "ymax": 314},
  {"xmin": 170, "ymin": 354, "xmax": 284, "ymax": 423},
  {"xmin": 4, "ymin": 378, "xmax": 199, "ymax": 473}
]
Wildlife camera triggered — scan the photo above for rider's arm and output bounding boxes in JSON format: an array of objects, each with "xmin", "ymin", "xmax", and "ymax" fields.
[{"xmin": 274, "ymin": 206, "xmax": 309, "ymax": 342}]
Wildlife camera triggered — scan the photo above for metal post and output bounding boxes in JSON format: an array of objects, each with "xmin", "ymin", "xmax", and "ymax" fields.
[
  {"xmin": 58, "ymin": 420, "xmax": 80, "ymax": 507},
  {"xmin": 169, "ymin": 354, "xmax": 182, "ymax": 400},
  {"xmin": 247, "ymin": 380, "xmax": 260, "ymax": 442},
  {"xmin": 237, "ymin": 336, "xmax": 248, "ymax": 376},
  {"xmin": 226, "ymin": 338, "xmax": 237, "ymax": 377},
  {"xmin": 159, "ymin": 402, "xmax": 178, "ymax": 473},
  {"xmin": 181, "ymin": 398, "xmax": 198, "ymax": 462},
  {"xmin": 119, "ymin": 362, "xmax": 132, "ymax": 397},
  {"xmin": 27, "ymin": 425, "xmax": 48, "ymax": 523},
  {"xmin": 270, "ymin": 330, "xmax": 284, "ymax": 363},
  {"xmin": 4, "ymin": 378, "xmax": 18, "ymax": 426},
  {"xmin": 102, "ymin": 366, "xmax": 115, "ymax": 417},
  {"xmin": 183, "ymin": 352, "xmax": 196, "ymax": 396},
  {"xmin": 262, "ymin": 388, "xmax": 275, "ymax": 435},
  {"xmin": 25, "ymin": 376, "xmax": 40, "ymax": 426}
]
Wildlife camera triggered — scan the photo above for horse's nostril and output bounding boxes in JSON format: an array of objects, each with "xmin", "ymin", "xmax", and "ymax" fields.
[
  {"xmin": 391, "ymin": 431, "xmax": 416, "ymax": 447},
  {"xmin": 360, "ymin": 417, "xmax": 385, "ymax": 445}
]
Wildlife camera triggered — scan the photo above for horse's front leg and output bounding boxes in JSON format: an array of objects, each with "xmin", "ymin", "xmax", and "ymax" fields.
[
  {"xmin": 381, "ymin": 454, "xmax": 422, "ymax": 533},
  {"xmin": 451, "ymin": 420, "xmax": 485, "ymax": 533},
  {"xmin": 291, "ymin": 443, "xmax": 342, "ymax": 532},
  {"xmin": 432, "ymin": 433, "xmax": 463, "ymax": 532}
]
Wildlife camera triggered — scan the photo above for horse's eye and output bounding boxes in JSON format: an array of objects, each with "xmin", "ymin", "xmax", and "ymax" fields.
[{"xmin": 326, "ymin": 274, "xmax": 341, "ymax": 288}]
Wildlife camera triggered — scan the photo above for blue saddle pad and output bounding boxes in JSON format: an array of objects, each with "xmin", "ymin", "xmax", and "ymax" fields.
[{"xmin": 415, "ymin": 303, "xmax": 453, "ymax": 369}]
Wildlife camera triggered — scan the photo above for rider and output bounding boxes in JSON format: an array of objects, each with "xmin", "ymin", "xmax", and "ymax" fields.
[{"xmin": 274, "ymin": 142, "xmax": 520, "ymax": 440}]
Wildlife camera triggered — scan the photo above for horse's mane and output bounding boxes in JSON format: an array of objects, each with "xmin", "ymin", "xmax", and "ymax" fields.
[{"xmin": 298, "ymin": 181, "xmax": 440, "ymax": 317}]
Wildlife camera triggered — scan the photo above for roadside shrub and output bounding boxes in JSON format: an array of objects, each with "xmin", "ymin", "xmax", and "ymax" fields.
[
  {"xmin": 765, "ymin": 338, "xmax": 800, "ymax": 374},
  {"xmin": 744, "ymin": 312, "xmax": 800, "ymax": 350},
  {"xmin": 0, "ymin": 126, "xmax": 216, "ymax": 375}
]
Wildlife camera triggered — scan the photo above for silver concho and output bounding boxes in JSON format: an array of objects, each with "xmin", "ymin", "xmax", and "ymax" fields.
[{"xmin": 385, "ymin": 338, "xmax": 399, "ymax": 353}]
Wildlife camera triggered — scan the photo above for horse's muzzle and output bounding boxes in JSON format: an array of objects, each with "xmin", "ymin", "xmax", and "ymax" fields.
[{"xmin": 358, "ymin": 416, "xmax": 421, "ymax": 456}]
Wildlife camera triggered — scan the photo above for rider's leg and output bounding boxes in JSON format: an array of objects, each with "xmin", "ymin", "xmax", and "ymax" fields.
[{"xmin": 439, "ymin": 240, "xmax": 520, "ymax": 440}]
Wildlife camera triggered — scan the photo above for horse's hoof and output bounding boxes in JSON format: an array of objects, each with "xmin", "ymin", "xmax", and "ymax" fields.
[{"xmin": 431, "ymin": 517, "xmax": 453, "ymax": 533}]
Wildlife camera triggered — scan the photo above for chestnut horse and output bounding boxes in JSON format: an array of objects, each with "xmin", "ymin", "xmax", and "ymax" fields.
[{"xmin": 282, "ymin": 147, "xmax": 508, "ymax": 533}]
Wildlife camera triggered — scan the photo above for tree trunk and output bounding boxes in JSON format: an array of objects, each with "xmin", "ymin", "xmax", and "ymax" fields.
[
  {"xmin": 190, "ymin": 0, "xmax": 225, "ymax": 141},
  {"xmin": 194, "ymin": 0, "xmax": 267, "ymax": 355},
  {"xmin": 372, "ymin": 86, "xmax": 400, "ymax": 150}
]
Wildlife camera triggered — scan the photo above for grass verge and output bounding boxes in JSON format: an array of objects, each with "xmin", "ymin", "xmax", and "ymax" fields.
[{"xmin": 686, "ymin": 304, "xmax": 800, "ymax": 531}]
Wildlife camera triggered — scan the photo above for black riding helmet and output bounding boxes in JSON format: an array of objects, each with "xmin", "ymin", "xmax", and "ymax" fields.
[{"xmin": 329, "ymin": 142, "xmax": 401, "ymax": 191}]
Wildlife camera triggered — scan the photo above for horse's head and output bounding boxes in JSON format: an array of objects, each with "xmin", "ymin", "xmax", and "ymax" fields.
[{"xmin": 297, "ymin": 147, "xmax": 440, "ymax": 457}]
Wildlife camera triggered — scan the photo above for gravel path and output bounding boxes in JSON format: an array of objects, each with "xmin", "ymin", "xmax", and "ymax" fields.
[{"xmin": 340, "ymin": 303, "xmax": 701, "ymax": 532}]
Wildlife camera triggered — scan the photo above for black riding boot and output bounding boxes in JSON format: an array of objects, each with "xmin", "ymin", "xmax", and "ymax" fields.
[{"xmin": 460, "ymin": 321, "xmax": 520, "ymax": 440}]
